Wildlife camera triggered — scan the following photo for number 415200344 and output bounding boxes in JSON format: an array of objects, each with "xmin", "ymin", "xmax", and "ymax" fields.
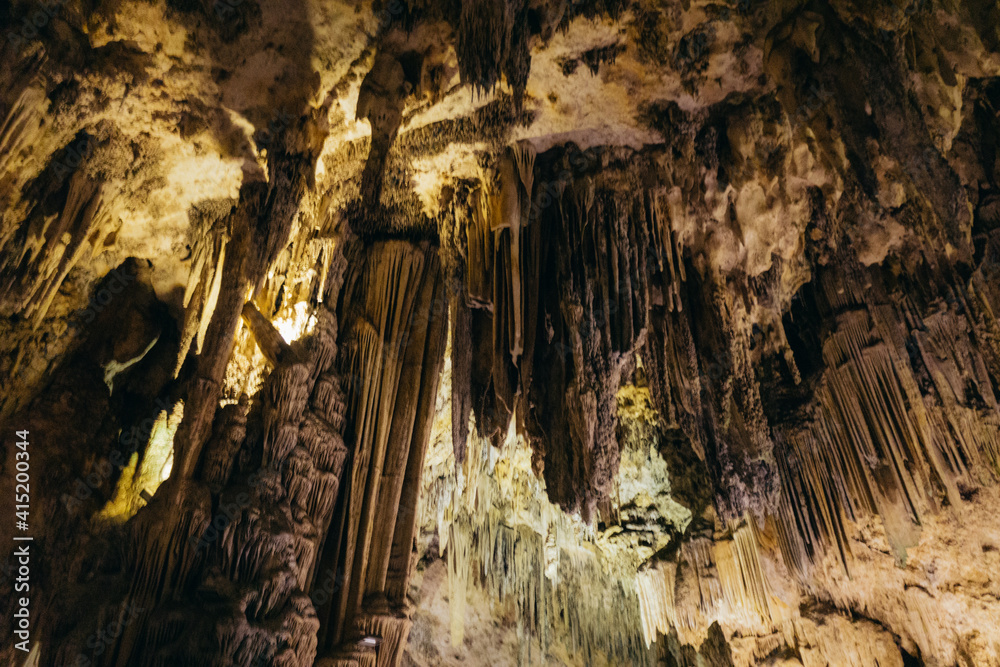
[{"xmin": 14, "ymin": 431, "xmax": 30, "ymax": 528}]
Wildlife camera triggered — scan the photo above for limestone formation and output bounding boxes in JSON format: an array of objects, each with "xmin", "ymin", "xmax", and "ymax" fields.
[{"xmin": 2, "ymin": 0, "xmax": 1000, "ymax": 666}]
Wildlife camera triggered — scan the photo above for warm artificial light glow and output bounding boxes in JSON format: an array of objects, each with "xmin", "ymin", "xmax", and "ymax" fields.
[
  {"xmin": 99, "ymin": 401, "xmax": 183, "ymax": 522},
  {"xmin": 272, "ymin": 301, "xmax": 317, "ymax": 343}
]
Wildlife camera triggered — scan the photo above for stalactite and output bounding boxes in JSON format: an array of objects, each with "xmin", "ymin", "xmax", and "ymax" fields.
[
  {"xmin": 763, "ymin": 261, "xmax": 1000, "ymax": 616},
  {"xmin": 437, "ymin": 430, "xmax": 658, "ymax": 667},
  {"xmin": 455, "ymin": 0, "xmax": 529, "ymax": 100},
  {"xmin": 644, "ymin": 282, "xmax": 705, "ymax": 460},
  {"xmin": 494, "ymin": 151, "xmax": 524, "ymax": 363},
  {"xmin": 0, "ymin": 84, "xmax": 49, "ymax": 210},
  {"xmin": 466, "ymin": 185, "xmax": 494, "ymax": 305},
  {"xmin": 1, "ymin": 170, "xmax": 111, "ymax": 327},
  {"xmin": 637, "ymin": 561, "xmax": 679, "ymax": 646},
  {"xmin": 450, "ymin": 152, "xmax": 653, "ymax": 516},
  {"xmin": 511, "ymin": 141, "xmax": 536, "ymax": 205},
  {"xmin": 0, "ymin": 79, "xmax": 59, "ymax": 260},
  {"xmin": 777, "ymin": 304, "xmax": 994, "ymax": 570},
  {"xmin": 636, "ymin": 517, "xmax": 776, "ymax": 653},
  {"xmin": 179, "ymin": 211, "xmax": 230, "ymax": 367},
  {"xmin": 713, "ymin": 520, "xmax": 773, "ymax": 634},
  {"xmin": 451, "ymin": 292, "xmax": 473, "ymax": 464},
  {"xmin": 647, "ymin": 189, "xmax": 686, "ymax": 314}
]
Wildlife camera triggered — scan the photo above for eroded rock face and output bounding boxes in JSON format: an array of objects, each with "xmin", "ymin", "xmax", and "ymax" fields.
[{"xmin": 2, "ymin": 0, "xmax": 1000, "ymax": 665}]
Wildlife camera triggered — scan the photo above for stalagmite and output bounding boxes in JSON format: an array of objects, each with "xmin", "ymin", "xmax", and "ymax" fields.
[
  {"xmin": 202, "ymin": 395, "xmax": 249, "ymax": 487},
  {"xmin": 355, "ymin": 607, "xmax": 412, "ymax": 667},
  {"xmin": 127, "ymin": 479, "xmax": 213, "ymax": 604},
  {"xmin": 447, "ymin": 518, "xmax": 472, "ymax": 648}
]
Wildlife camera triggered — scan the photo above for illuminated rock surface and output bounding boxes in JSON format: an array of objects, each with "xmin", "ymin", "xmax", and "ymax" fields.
[{"xmin": 1, "ymin": 0, "xmax": 1000, "ymax": 665}]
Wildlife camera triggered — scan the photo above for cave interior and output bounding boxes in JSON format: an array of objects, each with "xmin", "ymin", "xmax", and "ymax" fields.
[{"xmin": 2, "ymin": 0, "xmax": 1000, "ymax": 665}]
